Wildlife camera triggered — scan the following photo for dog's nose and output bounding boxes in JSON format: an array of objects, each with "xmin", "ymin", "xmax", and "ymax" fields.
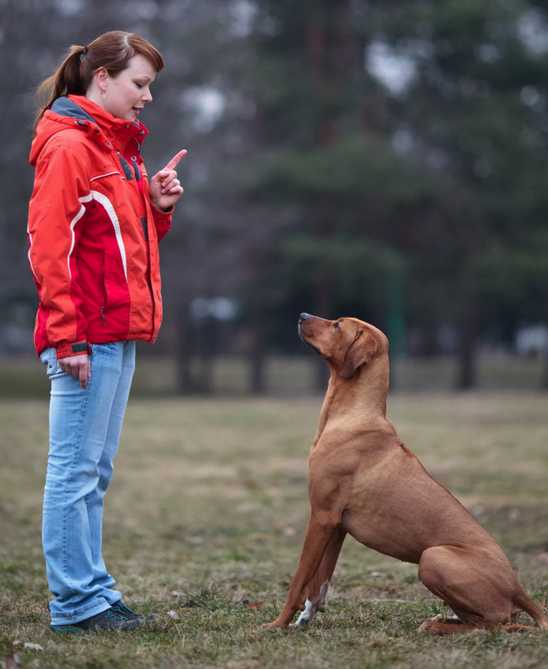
[{"xmin": 298, "ymin": 313, "xmax": 312, "ymax": 342}]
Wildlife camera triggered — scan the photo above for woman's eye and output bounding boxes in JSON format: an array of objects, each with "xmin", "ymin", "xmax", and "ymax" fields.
[{"xmin": 135, "ymin": 82, "xmax": 144, "ymax": 89}]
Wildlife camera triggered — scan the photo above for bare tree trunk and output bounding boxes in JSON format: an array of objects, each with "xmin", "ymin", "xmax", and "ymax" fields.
[
  {"xmin": 248, "ymin": 327, "xmax": 267, "ymax": 395},
  {"xmin": 194, "ymin": 316, "xmax": 217, "ymax": 395},
  {"xmin": 305, "ymin": 2, "xmax": 353, "ymax": 394},
  {"xmin": 455, "ymin": 302, "xmax": 479, "ymax": 390},
  {"xmin": 175, "ymin": 301, "xmax": 198, "ymax": 395}
]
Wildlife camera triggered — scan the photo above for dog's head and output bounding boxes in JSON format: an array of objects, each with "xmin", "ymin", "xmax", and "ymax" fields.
[{"xmin": 298, "ymin": 313, "xmax": 388, "ymax": 379}]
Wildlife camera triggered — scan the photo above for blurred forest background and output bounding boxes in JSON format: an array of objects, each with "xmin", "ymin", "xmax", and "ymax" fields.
[{"xmin": 2, "ymin": 0, "xmax": 548, "ymax": 395}]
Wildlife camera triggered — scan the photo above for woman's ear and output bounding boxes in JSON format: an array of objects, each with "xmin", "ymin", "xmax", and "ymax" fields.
[
  {"xmin": 339, "ymin": 331, "xmax": 378, "ymax": 379},
  {"xmin": 94, "ymin": 67, "xmax": 109, "ymax": 94}
]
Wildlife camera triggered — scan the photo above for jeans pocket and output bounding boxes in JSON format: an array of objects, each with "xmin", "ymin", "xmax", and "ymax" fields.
[{"xmin": 40, "ymin": 348, "xmax": 66, "ymax": 380}]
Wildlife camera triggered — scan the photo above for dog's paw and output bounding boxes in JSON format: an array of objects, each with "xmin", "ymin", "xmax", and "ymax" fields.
[
  {"xmin": 261, "ymin": 621, "xmax": 287, "ymax": 631},
  {"xmin": 289, "ymin": 618, "xmax": 309, "ymax": 629},
  {"xmin": 418, "ymin": 614, "xmax": 443, "ymax": 633},
  {"xmin": 292, "ymin": 600, "xmax": 316, "ymax": 628},
  {"xmin": 290, "ymin": 599, "xmax": 321, "ymax": 627}
]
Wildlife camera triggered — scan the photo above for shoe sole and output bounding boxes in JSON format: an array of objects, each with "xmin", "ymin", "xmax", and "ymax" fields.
[
  {"xmin": 51, "ymin": 619, "xmax": 141, "ymax": 633},
  {"xmin": 50, "ymin": 625, "xmax": 86, "ymax": 635}
]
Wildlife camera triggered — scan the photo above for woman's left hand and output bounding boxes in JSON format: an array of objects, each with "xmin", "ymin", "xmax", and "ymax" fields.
[{"xmin": 150, "ymin": 149, "xmax": 188, "ymax": 212}]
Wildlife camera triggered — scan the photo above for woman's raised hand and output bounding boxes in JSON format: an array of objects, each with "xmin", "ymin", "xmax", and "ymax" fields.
[{"xmin": 150, "ymin": 149, "xmax": 187, "ymax": 211}]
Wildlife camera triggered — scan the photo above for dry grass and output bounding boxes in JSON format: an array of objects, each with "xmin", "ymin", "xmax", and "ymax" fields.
[{"xmin": 1, "ymin": 393, "xmax": 548, "ymax": 668}]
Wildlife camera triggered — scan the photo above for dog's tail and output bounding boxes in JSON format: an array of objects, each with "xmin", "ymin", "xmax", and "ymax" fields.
[{"xmin": 513, "ymin": 591, "xmax": 548, "ymax": 630}]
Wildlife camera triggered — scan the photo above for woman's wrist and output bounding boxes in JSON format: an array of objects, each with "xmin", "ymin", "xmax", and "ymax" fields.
[{"xmin": 151, "ymin": 200, "xmax": 174, "ymax": 214}]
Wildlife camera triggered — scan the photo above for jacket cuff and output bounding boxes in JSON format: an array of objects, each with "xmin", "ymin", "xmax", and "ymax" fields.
[
  {"xmin": 151, "ymin": 205, "xmax": 173, "ymax": 241},
  {"xmin": 56, "ymin": 341, "xmax": 90, "ymax": 359}
]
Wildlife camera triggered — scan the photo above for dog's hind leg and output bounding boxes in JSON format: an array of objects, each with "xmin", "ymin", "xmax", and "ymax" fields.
[
  {"xmin": 417, "ymin": 545, "xmax": 523, "ymax": 634},
  {"xmin": 293, "ymin": 527, "xmax": 346, "ymax": 627}
]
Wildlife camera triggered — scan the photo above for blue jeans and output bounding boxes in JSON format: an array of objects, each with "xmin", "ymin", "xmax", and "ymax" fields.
[{"xmin": 40, "ymin": 341, "xmax": 136, "ymax": 625}]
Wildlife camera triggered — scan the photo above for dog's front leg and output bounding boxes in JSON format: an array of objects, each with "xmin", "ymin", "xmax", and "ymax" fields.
[
  {"xmin": 293, "ymin": 526, "xmax": 346, "ymax": 627},
  {"xmin": 265, "ymin": 513, "xmax": 340, "ymax": 629}
]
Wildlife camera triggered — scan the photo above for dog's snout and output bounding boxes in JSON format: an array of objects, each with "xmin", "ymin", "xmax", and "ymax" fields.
[{"xmin": 298, "ymin": 313, "xmax": 314, "ymax": 343}]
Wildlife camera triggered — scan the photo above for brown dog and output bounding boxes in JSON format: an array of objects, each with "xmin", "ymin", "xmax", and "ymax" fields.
[{"xmin": 265, "ymin": 313, "xmax": 547, "ymax": 634}]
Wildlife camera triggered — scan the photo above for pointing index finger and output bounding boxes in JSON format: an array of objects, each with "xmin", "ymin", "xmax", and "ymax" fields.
[{"xmin": 163, "ymin": 149, "xmax": 188, "ymax": 171}]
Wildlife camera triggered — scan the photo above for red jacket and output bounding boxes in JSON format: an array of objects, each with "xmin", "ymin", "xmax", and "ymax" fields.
[{"xmin": 27, "ymin": 95, "xmax": 172, "ymax": 358}]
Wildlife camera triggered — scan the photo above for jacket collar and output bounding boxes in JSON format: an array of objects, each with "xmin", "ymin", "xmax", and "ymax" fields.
[
  {"xmin": 53, "ymin": 95, "xmax": 149, "ymax": 151},
  {"xmin": 50, "ymin": 96, "xmax": 96, "ymax": 123},
  {"xmin": 30, "ymin": 95, "xmax": 149, "ymax": 166}
]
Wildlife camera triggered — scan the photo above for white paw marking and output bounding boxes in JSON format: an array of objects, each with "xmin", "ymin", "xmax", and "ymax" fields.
[
  {"xmin": 293, "ymin": 599, "xmax": 315, "ymax": 627},
  {"xmin": 292, "ymin": 581, "xmax": 330, "ymax": 627}
]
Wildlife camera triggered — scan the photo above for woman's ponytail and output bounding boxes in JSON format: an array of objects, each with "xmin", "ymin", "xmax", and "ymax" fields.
[{"xmin": 34, "ymin": 44, "xmax": 88, "ymax": 128}]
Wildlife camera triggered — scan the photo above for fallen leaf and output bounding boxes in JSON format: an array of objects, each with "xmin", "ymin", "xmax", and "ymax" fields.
[
  {"xmin": 23, "ymin": 643, "xmax": 43, "ymax": 652},
  {"xmin": 244, "ymin": 601, "xmax": 264, "ymax": 609}
]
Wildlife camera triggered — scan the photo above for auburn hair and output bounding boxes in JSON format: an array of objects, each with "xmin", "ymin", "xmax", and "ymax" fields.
[{"xmin": 34, "ymin": 31, "xmax": 164, "ymax": 128}]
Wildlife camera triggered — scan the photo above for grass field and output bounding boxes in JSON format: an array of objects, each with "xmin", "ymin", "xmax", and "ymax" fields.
[{"xmin": 1, "ymin": 392, "xmax": 548, "ymax": 668}]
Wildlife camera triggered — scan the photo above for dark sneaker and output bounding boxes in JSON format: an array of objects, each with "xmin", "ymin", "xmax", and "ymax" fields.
[
  {"xmin": 111, "ymin": 600, "xmax": 158, "ymax": 625},
  {"xmin": 51, "ymin": 608, "xmax": 141, "ymax": 634},
  {"xmin": 111, "ymin": 600, "xmax": 140, "ymax": 620}
]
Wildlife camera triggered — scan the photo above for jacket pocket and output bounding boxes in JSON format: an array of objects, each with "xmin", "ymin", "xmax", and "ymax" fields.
[{"xmin": 102, "ymin": 250, "xmax": 130, "ymax": 313}]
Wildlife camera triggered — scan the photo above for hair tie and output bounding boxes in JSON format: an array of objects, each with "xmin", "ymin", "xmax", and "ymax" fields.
[{"xmin": 80, "ymin": 46, "xmax": 88, "ymax": 61}]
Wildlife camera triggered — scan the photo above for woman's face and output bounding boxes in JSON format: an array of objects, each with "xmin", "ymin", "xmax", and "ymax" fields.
[{"xmin": 97, "ymin": 54, "xmax": 156, "ymax": 121}]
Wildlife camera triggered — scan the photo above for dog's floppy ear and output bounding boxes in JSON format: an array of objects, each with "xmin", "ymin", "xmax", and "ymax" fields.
[{"xmin": 339, "ymin": 330, "xmax": 378, "ymax": 379}]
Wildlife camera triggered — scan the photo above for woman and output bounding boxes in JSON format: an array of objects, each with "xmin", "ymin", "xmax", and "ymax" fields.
[{"xmin": 27, "ymin": 31, "xmax": 186, "ymax": 633}]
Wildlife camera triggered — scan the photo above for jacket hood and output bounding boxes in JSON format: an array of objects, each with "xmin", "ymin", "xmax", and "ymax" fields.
[{"xmin": 29, "ymin": 95, "xmax": 149, "ymax": 166}]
